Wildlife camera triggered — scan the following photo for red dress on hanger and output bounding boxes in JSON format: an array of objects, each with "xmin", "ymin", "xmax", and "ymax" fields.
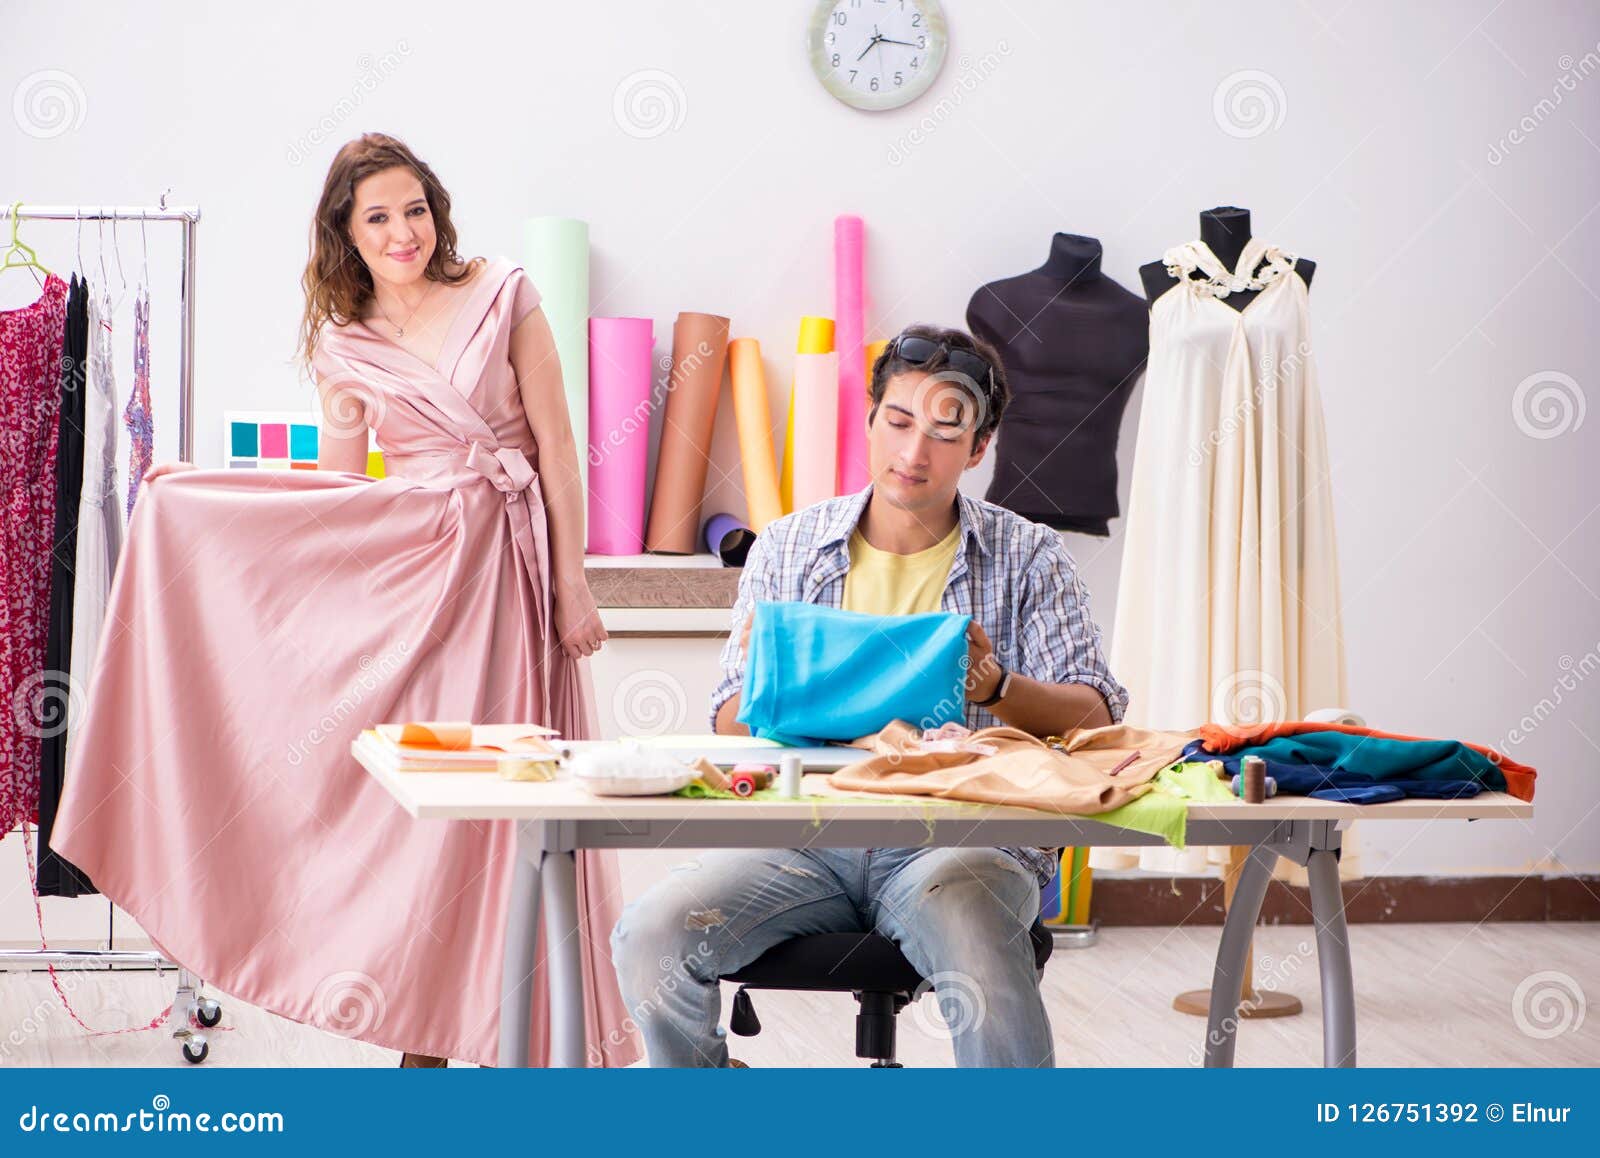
[{"xmin": 0, "ymin": 272, "xmax": 69, "ymax": 838}]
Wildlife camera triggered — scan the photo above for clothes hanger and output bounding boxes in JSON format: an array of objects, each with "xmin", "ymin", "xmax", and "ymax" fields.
[{"xmin": 1, "ymin": 202, "xmax": 55, "ymax": 283}]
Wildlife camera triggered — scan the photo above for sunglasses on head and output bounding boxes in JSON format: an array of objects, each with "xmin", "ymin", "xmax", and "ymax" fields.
[{"xmin": 886, "ymin": 334, "xmax": 995, "ymax": 390}]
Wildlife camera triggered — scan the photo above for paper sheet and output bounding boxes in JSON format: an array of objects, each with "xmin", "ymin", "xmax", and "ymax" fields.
[
  {"xmin": 586, "ymin": 316, "xmax": 654, "ymax": 555},
  {"xmin": 728, "ymin": 337, "xmax": 783, "ymax": 531},
  {"xmin": 645, "ymin": 312, "xmax": 731, "ymax": 554},
  {"xmin": 834, "ymin": 215, "xmax": 868, "ymax": 493},
  {"xmin": 780, "ymin": 316, "xmax": 835, "ymax": 512},
  {"xmin": 522, "ymin": 217, "xmax": 589, "ymax": 499}
]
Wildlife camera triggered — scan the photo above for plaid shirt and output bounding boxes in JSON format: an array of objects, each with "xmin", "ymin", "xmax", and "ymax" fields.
[{"xmin": 710, "ymin": 485, "xmax": 1129, "ymax": 886}]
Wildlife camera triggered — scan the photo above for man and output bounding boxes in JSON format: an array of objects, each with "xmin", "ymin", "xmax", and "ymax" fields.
[{"xmin": 610, "ymin": 324, "xmax": 1128, "ymax": 1067}]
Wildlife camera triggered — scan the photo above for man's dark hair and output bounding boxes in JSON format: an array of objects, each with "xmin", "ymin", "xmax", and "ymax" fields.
[{"xmin": 867, "ymin": 323, "xmax": 1010, "ymax": 448}]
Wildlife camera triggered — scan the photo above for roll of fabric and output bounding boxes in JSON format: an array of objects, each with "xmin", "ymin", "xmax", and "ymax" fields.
[
  {"xmin": 790, "ymin": 350, "xmax": 839, "ymax": 513},
  {"xmin": 586, "ymin": 316, "xmax": 654, "ymax": 555},
  {"xmin": 644, "ymin": 312, "xmax": 731, "ymax": 554},
  {"xmin": 864, "ymin": 337, "xmax": 889, "ymax": 442},
  {"xmin": 728, "ymin": 337, "xmax": 782, "ymax": 532},
  {"xmin": 522, "ymin": 217, "xmax": 590, "ymax": 497},
  {"xmin": 702, "ymin": 512, "xmax": 754, "ymax": 567},
  {"xmin": 780, "ymin": 316, "xmax": 835, "ymax": 512},
  {"xmin": 834, "ymin": 215, "xmax": 868, "ymax": 494}
]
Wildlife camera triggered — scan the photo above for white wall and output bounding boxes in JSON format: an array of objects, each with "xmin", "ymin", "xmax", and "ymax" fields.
[{"xmin": 6, "ymin": 0, "xmax": 1598, "ymax": 882}]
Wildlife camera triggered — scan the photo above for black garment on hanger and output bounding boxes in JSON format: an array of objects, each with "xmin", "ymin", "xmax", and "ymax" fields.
[
  {"xmin": 968, "ymin": 234, "xmax": 1148, "ymax": 536},
  {"xmin": 37, "ymin": 273, "xmax": 97, "ymax": 897}
]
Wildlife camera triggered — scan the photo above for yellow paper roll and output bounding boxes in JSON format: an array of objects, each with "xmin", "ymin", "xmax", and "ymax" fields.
[
  {"xmin": 780, "ymin": 317, "xmax": 835, "ymax": 513},
  {"xmin": 729, "ymin": 338, "xmax": 784, "ymax": 533}
]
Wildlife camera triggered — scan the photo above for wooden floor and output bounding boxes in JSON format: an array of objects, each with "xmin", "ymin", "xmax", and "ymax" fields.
[{"xmin": 2, "ymin": 922, "xmax": 1594, "ymax": 1067}]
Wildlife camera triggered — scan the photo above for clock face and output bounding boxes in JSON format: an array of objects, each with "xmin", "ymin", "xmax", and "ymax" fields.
[{"xmin": 808, "ymin": 0, "xmax": 948, "ymax": 112}]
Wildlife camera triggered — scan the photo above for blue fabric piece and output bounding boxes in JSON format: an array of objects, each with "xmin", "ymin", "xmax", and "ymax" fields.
[
  {"xmin": 1184, "ymin": 737, "xmax": 1489, "ymax": 802},
  {"xmin": 1308, "ymin": 785, "xmax": 1407, "ymax": 804},
  {"xmin": 737, "ymin": 601, "xmax": 971, "ymax": 746}
]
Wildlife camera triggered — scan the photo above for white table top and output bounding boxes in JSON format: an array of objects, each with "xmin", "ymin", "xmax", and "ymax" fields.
[{"xmin": 352, "ymin": 736, "xmax": 1534, "ymax": 825}]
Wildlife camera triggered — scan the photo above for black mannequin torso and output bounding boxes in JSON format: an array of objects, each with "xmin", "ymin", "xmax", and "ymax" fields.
[
  {"xmin": 1139, "ymin": 206, "xmax": 1316, "ymax": 311},
  {"xmin": 968, "ymin": 233, "xmax": 1148, "ymax": 536}
]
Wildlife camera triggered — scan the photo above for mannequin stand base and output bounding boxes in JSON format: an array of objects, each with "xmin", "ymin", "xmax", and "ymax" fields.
[{"xmin": 1172, "ymin": 989, "xmax": 1303, "ymax": 1019}]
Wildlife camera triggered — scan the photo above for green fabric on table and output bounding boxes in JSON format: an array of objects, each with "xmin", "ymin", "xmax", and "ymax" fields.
[
  {"xmin": 671, "ymin": 764, "xmax": 1235, "ymax": 850},
  {"xmin": 1090, "ymin": 761, "xmax": 1237, "ymax": 848}
]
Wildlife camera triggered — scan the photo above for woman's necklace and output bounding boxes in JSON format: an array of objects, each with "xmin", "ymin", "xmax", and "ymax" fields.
[{"xmin": 374, "ymin": 278, "xmax": 436, "ymax": 337}]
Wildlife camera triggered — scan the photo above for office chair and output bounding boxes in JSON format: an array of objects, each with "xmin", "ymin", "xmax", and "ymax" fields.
[{"xmin": 722, "ymin": 917, "xmax": 1054, "ymax": 1067}]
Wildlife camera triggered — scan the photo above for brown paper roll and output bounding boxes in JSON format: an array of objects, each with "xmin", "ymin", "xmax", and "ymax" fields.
[{"xmin": 644, "ymin": 312, "xmax": 731, "ymax": 554}]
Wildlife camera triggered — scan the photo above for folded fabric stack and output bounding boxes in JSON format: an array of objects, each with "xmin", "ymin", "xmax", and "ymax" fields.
[{"xmin": 1188, "ymin": 721, "xmax": 1537, "ymax": 804}]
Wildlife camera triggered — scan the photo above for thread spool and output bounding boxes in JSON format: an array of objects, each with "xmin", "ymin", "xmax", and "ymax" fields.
[
  {"xmin": 780, "ymin": 754, "xmax": 803, "ymax": 798},
  {"xmin": 1232, "ymin": 757, "xmax": 1275, "ymax": 803}
]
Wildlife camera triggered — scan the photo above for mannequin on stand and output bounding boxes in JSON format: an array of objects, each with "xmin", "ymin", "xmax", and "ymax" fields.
[{"xmin": 1133, "ymin": 205, "xmax": 1325, "ymax": 1024}]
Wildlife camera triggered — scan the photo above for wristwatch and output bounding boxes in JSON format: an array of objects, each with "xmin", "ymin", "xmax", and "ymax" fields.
[{"xmin": 972, "ymin": 663, "xmax": 1012, "ymax": 708}]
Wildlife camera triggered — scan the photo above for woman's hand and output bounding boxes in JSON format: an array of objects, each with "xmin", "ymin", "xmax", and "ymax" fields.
[
  {"xmin": 144, "ymin": 461, "xmax": 198, "ymax": 483},
  {"xmin": 553, "ymin": 574, "xmax": 608, "ymax": 658}
]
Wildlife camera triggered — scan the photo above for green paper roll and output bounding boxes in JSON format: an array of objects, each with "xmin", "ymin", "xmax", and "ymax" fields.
[{"xmin": 523, "ymin": 217, "xmax": 590, "ymax": 501}]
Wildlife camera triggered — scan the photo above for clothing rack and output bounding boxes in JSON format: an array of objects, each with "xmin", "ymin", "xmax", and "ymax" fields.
[{"xmin": 0, "ymin": 200, "xmax": 219, "ymax": 1062}]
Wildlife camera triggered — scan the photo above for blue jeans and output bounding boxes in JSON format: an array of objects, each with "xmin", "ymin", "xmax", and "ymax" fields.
[{"xmin": 609, "ymin": 847, "xmax": 1054, "ymax": 1067}]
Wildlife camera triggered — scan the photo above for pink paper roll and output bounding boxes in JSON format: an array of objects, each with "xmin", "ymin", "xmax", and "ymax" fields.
[
  {"xmin": 834, "ymin": 214, "xmax": 868, "ymax": 494},
  {"xmin": 790, "ymin": 350, "xmax": 839, "ymax": 512},
  {"xmin": 587, "ymin": 317, "xmax": 655, "ymax": 555}
]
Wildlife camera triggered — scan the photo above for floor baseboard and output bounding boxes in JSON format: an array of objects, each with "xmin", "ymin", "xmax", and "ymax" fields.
[{"xmin": 1091, "ymin": 873, "xmax": 1600, "ymax": 925}]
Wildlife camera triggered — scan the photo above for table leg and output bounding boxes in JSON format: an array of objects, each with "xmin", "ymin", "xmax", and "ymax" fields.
[
  {"xmin": 1203, "ymin": 842, "xmax": 1277, "ymax": 1067},
  {"xmin": 1306, "ymin": 846, "xmax": 1358, "ymax": 1067},
  {"xmin": 541, "ymin": 848, "xmax": 586, "ymax": 1067},
  {"xmin": 497, "ymin": 821, "xmax": 544, "ymax": 1068}
]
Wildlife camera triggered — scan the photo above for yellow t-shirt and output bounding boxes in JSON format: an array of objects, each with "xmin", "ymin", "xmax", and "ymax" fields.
[{"xmin": 842, "ymin": 523, "xmax": 961, "ymax": 616}]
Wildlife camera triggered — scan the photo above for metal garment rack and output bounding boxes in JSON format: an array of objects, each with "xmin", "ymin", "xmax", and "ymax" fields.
[{"xmin": 0, "ymin": 200, "xmax": 219, "ymax": 1062}]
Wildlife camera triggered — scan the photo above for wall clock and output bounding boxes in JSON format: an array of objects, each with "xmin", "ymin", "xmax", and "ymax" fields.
[{"xmin": 807, "ymin": 0, "xmax": 948, "ymax": 112}]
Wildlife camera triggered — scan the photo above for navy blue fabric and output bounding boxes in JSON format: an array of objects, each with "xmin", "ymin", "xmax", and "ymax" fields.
[{"xmin": 1184, "ymin": 739, "xmax": 1486, "ymax": 802}]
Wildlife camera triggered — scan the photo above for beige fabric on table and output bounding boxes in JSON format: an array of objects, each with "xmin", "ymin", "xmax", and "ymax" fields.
[{"xmin": 828, "ymin": 720, "xmax": 1198, "ymax": 815}]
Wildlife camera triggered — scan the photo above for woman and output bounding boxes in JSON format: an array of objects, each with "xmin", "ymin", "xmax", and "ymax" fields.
[{"xmin": 52, "ymin": 133, "xmax": 639, "ymax": 1068}]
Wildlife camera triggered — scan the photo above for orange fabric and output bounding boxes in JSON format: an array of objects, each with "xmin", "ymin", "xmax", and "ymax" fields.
[{"xmin": 1198, "ymin": 721, "xmax": 1536, "ymax": 802}]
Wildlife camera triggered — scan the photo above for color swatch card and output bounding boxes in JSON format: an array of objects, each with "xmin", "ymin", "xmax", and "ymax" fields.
[{"xmin": 225, "ymin": 411, "xmax": 384, "ymax": 477}]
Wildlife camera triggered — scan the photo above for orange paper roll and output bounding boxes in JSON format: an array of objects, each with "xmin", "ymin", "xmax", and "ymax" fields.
[
  {"xmin": 644, "ymin": 312, "xmax": 731, "ymax": 554},
  {"xmin": 780, "ymin": 316, "xmax": 835, "ymax": 513},
  {"xmin": 729, "ymin": 338, "xmax": 783, "ymax": 532},
  {"xmin": 790, "ymin": 350, "xmax": 840, "ymax": 512}
]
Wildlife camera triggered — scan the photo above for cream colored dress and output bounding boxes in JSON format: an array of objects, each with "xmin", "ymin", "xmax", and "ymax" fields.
[{"xmin": 1101, "ymin": 237, "xmax": 1352, "ymax": 877}]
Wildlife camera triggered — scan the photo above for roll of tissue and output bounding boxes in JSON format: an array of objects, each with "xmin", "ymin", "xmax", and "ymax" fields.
[{"xmin": 1303, "ymin": 707, "xmax": 1366, "ymax": 727}]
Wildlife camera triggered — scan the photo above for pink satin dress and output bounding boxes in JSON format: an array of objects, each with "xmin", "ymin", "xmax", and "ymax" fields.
[{"xmin": 53, "ymin": 257, "xmax": 640, "ymax": 1067}]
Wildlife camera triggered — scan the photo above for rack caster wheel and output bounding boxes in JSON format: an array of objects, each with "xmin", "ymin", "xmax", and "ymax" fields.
[
  {"xmin": 195, "ymin": 999, "xmax": 222, "ymax": 1028},
  {"xmin": 182, "ymin": 1036, "xmax": 210, "ymax": 1064}
]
